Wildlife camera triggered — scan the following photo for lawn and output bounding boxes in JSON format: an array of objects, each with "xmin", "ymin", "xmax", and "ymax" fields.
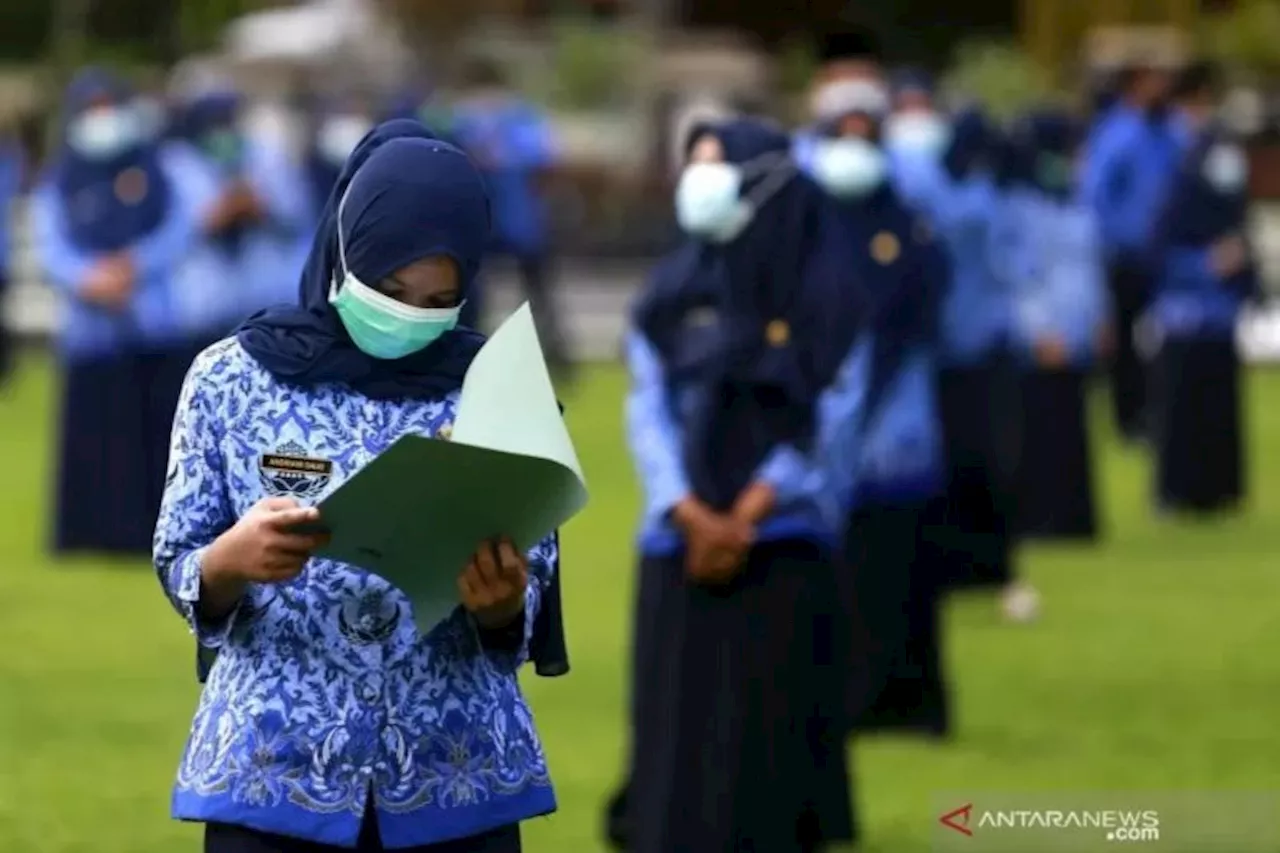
[{"xmin": 1, "ymin": 356, "xmax": 1279, "ymax": 852}]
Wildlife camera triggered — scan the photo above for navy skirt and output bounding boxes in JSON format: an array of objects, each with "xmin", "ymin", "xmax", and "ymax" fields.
[
  {"xmin": 619, "ymin": 540, "xmax": 855, "ymax": 853},
  {"xmin": 842, "ymin": 500, "xmax": 950, "ymax": 738},
  {"xmin": 1152, "ymin": 335, "xmax": 1244, "ymax": 514},
  {"xmin": 934, "ymin": 359, "xmax": 1023, "ymax": 590},
  {"xmin": 1016, "ymin": 368, "xmax": 1099, "ymax": 541},
  {"xmin": 52, "ymin": 342, "xmax": 208, "ymax": 557}
]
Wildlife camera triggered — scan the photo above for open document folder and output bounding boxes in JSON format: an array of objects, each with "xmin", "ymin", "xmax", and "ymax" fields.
[{"xmin": 309, "ymin": 303, "xmax": 588, "ymax": 634}]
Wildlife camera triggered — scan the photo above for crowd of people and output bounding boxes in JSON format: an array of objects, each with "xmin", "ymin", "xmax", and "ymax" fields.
[
  {"xmin": 605, "ymin": 28, "xmax": 1256, "ymax": 853},
  {"xmin": 0, "ymin": 60, "xmax": 565, "ymax": 560},
  {"xmin": 0, "ymin": 21, "xmax": 1258, "ymax": 853}
]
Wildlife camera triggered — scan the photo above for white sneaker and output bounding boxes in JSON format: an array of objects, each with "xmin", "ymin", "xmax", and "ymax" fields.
[{"xmin": 1001, "ymin": 582, "xmax": 1041, "ymax": 624}]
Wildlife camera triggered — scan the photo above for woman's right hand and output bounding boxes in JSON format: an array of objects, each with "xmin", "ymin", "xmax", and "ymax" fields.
[
  {"xmin": 80, "ymin": 255, "xmax": 134, "ymax": 310},
  {"xmin": 673, "ymin": 497, "xmax": 754, "ymax": 584},
  {"xmin": 203, "ymin": 497, "xmax": 330, "ymax": 587}
]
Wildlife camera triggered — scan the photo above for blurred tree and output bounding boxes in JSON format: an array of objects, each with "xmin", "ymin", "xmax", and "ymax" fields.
[
  {"xmin": 375, "ymin": 0, "xmax": 507, "ymax": 82},
  {"xmin": 1203, "ymin": 0, "xmax": 1280, "ymax": 76},
  {"xmin": 544, "ymin": 16, "xmax": 640, "ymax": 110},
  {"xmin": 944, "ymin": 38, "xmax": 1064, "ymax": 122}
]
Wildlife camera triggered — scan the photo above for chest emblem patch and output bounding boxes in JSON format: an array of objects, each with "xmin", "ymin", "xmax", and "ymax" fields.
[{"xmin": 258, "ymin": 441, "xmax": 334, "ymax": 500}]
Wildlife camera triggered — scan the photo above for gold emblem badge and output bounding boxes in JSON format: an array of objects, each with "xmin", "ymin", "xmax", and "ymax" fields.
[
  {"xmin": 765, "ymin": 318, "xmax": 790, "ymax": 347},
  {"xmin": 114, "ymin": 167, "xmax": 148, "ymax": 205},
  {"xmin": 871, "ymin": 231, "xmax": 900, "ymax": 265},
  {"xmin": 436, "ymin": 422, "xmax": 453, "ymax": 441}
]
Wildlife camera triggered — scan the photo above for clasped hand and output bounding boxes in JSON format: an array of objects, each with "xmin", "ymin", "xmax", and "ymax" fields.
[
  {"xmin": 202, "ymin": 498, "xmax": 527, "ymax": 630},
  {"xmin": 673, "ymin": 481, "xmax": 775, "ymax": 584}
]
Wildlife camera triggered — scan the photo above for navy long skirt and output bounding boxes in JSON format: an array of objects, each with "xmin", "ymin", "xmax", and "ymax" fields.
[
  {"xmin": 842, "ymin": 501, "xmax": 950, "ymax": 738},
  {"xmin": 621, "ymin": 540, "xmax": 855, "ymax": 853},
  {"xmin": 1152, "ymin": 335, "xmax": 1244, "ymax": 514},
  {"xmin": 53, "ymin": 354, "xmax": 155, "ymax": 555},
  {"xmin": 933, "ymin": 359, "xmax": 1023, "ymax": 590},
  {"xmin": 1016, "ymin": 368, "xmax": 1099, "ymax": 541},
  {"xmin": 53, "ymin": 342, "xmax": 207, "ymax": 557}
]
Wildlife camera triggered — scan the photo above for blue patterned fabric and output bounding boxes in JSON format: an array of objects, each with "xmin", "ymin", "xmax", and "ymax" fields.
[{"xmin": 153, "ymin": 338, "xmax": 558, "ymax": 848}]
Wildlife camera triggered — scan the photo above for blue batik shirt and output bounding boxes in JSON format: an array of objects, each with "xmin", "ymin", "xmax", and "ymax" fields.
[{"xmin": 153, "ymin": 338, "xmax": 559, "ymax": 848}]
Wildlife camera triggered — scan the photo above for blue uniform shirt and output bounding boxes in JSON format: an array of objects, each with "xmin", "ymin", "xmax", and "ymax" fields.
[
  {"xmin": 900, "ymin": 161, "xmax": 1011, "ymax": 366},
  {"xmin": 450, "ymin": 99, "xmax": 556, "ymax": 257},
  {"xmin": 996, "ymin": 187, "xmax": 1109, "ymax": 366},
  {"xmin": 0, "ymin": 141, "xmax": 21, "ymax": 278},
  {"xmin": 1080, "ymin": 106, "xmax": 1181, "ymax": 261},
  {"xmin": 31, "ymin": 144, "xmax": 209, "ymax": 359},
  {"xmin": 624, "ymin": 329, "xmax": 847, "ymax": 555},
  {"xmin": 154, "ymin": 339, "xmax": 559, "ymax": 848}
]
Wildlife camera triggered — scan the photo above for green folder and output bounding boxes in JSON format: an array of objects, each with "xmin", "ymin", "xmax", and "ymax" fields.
[{"xmin": 309, "ymin": 303, "xmax": 588, "ymax": 634}]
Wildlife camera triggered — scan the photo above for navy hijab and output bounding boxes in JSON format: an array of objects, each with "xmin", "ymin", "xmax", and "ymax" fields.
[
  {"xmin": 633, "ymin": 117, "xmax": 867, "ymax": 510},
  {"xmin": 1157, "ymin": 124, "xmax": 1259, "ymax": 301},
  {"xmin": 236, "ymin": 118, "xmax": 568, "ymax": 677},
  {"xmin": 942, "ymin": 106, "xmax": 996, "ymax": 181},
  {"xmin": 53, "ymin": 68, "xmax": 171, "ymax": 254},
  {"xmin": 1016, "ymin": 108, "xmax": 1082, "ymax": 200},
  {"xmin": 237, "ymin": 119, "xmax": 488, "ymax": 399}
]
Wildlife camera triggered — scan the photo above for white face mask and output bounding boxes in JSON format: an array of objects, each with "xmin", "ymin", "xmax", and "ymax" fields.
[
  {"xmin": 318, "ymin": 114, "xmax": 373, "ymax": 166},
  {"xmin": 674, "ymin": 152, "xmax": 794, "ymax": 243},
  {"xmin": 1203, "ymin": 143, "xmax": 1248, "ymax": 193},
  {"xmin": 812, "ymin": 137, "xmax": 887, "ymax": 198},
  {"xmin": 68, "ymin": 105, "xmax": 143, "ymax": 160},
  {"xmin": 884, "ymin": 112, "xmax": 951, "ymax": 157}
]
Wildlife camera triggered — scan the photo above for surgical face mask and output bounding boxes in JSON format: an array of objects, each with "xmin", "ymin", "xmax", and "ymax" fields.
[
  {"xmin": 1203, "ymin": 143, "xmax": 1247, "ymax": 193},
  {"xmin": 328, "ymin": 190, "xmax": 463, "ymax": 360},
  {"xmin": 67, "ymin": 106, "xmax": 142, "ymax": 160},
  {"xmin": 202, "ymin": 128, "xmax": 244, "ymax": 169},
  {"xmin": 674, "ymin": 152, "xmax": 794, "ymax": 242},
  {"xmin": 319, "ymin": 114, "xmax": 372, "ymax": 165},
  {"xmin": 885, "ymin": 112, "xmax": 951, "ymax": 157},
  {"xmin": 811, "ymin": 137, "xmax": 887, "ymax": 198}
]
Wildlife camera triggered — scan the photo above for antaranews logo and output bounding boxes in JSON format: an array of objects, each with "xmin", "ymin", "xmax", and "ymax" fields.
[{"xmin": 939, "ymin": 803, "xmax": 1160, "ymax": 843}]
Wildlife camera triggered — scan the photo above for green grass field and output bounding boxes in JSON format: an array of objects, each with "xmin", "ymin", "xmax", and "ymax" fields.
[{"xmin": 2, "ymin": 357, "xmax": 1279, "ymax": 853}]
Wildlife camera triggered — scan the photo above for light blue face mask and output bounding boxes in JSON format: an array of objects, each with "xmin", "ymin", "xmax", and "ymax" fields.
[
  {"xmin": 329, "ymin": 188, "xmax": 463, "ymax": 360},
  {"xmin": 811, "ymin": 136, "xmax": 887, "ymax": 198},
  {"xmin": 68, "ymin": 105, "xmax": 143, "ymax": 160},
  {"xmin": 1203, "ymin": 143, "xmax": 1247, "ymax": 193},
  {"xmin": 885, "ymin": 112, "xmax": 951, "ymax": 158},
  {"xmin": 674, "ymin": 152, "xmax": 794, "ymax": 242}
]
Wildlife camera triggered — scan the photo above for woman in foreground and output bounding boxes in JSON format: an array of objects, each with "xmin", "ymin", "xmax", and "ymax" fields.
[{"xmin": 154, "ymin": 120, "xmax": 565, "ymax": 853}]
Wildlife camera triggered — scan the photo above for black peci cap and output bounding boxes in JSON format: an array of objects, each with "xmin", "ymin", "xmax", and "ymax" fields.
[
  {"xmin": 815, "ymin": 25, "xmax": 883, "ymax": 65},
  {"xmin": 1172, "ymin": 59, "xmax": 1221, "ymax": 101}
]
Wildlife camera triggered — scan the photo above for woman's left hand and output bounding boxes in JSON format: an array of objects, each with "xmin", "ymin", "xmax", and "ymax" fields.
[{"xmin": 458, "ymin": 537, "xmax": 528, "ymax": 630}]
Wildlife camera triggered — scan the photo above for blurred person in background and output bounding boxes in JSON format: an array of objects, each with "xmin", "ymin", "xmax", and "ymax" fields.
[
  {"xmin": 0, "ymin": 131, "xmax": 22, "ymax": 381},
  {"xmin": 450, "ymin": 57, "xmax": 570, "ymax": 375},
  {"xmin": 1148, "ymin": 60, "xmax": 1255, "ymax": 516},
  {"xmin": 1081, "ymin": 60, "xmax": 1180, "ymax": 444},
  {"xmin": 1000, "ymin": 108, "xmax": 1109, "ymax": 541},
  {"xmin": 32, "ymin": 68, "xmax": 209, "ymax": 555},
  {"xmin": 617, "ymin": 118, "xmax": 863, "ymax": 853},
  {"xmin": 170, "ymin": 86, "xmax": 311, "ymax": 323},
  {"xmin": 155, "ymin": 120, "xmax": 566, "ymax": 853},
  {"xmin": 883, "ymin": 68, "xmax": 953, "ymax": 205},
  {"xmin": 906, "ymin": 107, "xmax": 1034, "ymax": 619},
  {"xmin": 303, "ymin": 92, "xmax": 378, "ymax": 229},
  {"xmin": 806, "ymin": 89, "xmax": 953, "ymax": 739}
]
